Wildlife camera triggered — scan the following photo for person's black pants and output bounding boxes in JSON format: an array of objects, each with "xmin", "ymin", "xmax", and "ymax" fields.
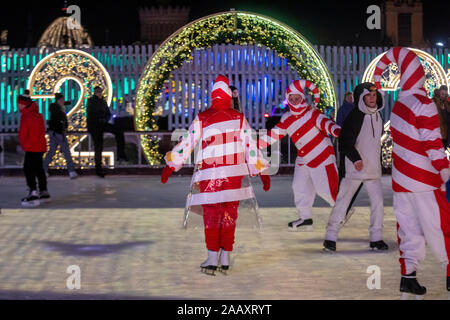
[
  {"xmin": 89, "ymin": 123, "xmax": 127, "ymax": 172},
  {"xmin": 23, "ymin": 152, "xmax": 47, "ymax": 192}
]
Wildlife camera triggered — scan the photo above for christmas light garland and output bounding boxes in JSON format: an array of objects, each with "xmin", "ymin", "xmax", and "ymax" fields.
[
  {"xmin": 135, "ymin": 10, "xmax": 337, "ymax": 165},
  {"xmin": 28, "ymin": 49, "xmax": 114, "ymax": 169},
  {"xmin": 363, "ymin": 48, "xmax": 450, "ymax": 168}
]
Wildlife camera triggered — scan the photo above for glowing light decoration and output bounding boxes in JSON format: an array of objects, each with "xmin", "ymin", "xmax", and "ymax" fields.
[
  {"xmin": 135, "ymin": 10, "xmax": 337, "ymax": 165},
  {"xmin": 27, "ymin": 49, "xmax": 114, "ymax": 169},
  {"xmin": 363, "ymin": 48, "xmax": 450, "ymax": 168}
]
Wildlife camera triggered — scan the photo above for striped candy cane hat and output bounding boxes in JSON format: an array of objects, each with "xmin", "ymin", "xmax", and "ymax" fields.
[
  {"xmin": 211, "ymin": 74, "xmax": 232, "ymax": 101},
  {"xmin": 286, "ymin": 80, "xmax": 320, "ymax": 106},
  {"xmin": 373, "ymin": 47, "xmax": 425, "ymax": 92}
]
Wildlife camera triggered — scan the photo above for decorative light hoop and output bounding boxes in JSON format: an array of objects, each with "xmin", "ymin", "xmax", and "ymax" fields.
[
  {"xmin": 27, "ymin": 49, "xmax": 113, "ymax": 106},
  {"xmin": 362, "ymin": 47, "xmax": 449, "ymax": 94},
  {"xmin": 135, "ymin": 10, "xmax": 337, "ymax": 164},
  {"xmin": 27, "ymin": 49, "xmax": 114, "ymax": 168}
]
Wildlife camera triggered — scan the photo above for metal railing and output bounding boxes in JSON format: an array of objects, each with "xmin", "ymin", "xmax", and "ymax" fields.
[{"xmin": 0, "ymin": 131, "xmax": 299, "ymax": 169}]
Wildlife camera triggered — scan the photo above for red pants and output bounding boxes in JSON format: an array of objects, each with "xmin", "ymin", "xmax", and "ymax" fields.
[{"xmin": 200, "ymin": 176, "xmax": 242, "ymax": 252}]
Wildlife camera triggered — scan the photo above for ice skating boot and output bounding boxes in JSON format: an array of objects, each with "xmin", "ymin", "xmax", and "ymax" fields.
[
  {"xmin": 323, "ymin": 240, "xmax": 336, "ymax": 252},
  {"xmin": 218, "ymin": 248, "xmax": 230, "ymax": 275},
  {"xmin": 400, "ymin": 272, "xmax": 426, "ymax": 300},
  {"xmin": 370, "ymin": 240, "xmax": 389, "ymax": 251},
  {"xmin": 288, "ymin": 218, "xmax": 313, "ymax": 232},
  {"xmin": 447, "ymin": 277, "xmax": 450, "ymax": 300},
  {"xmin": 200, "ymin": 250, "xmax": 218, "ymax": 276}
]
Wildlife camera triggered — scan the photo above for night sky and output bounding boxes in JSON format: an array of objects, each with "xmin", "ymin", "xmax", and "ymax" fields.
[{"xmin": 1, "ymin": 0, "xmax": 449, "ymax": 48}]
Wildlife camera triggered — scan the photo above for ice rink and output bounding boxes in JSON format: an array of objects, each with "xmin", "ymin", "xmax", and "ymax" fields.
[{"xmin": 0, "ymin": 175, "xmax": 448, "ymax": 299}]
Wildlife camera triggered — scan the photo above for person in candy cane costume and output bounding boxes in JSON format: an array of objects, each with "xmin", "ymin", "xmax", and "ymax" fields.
[
  {"xmin": 161, "ymin": 75, "xmax": 270, "ymax": 275},
  {"xmin": 259, "ymin": 80, "xmax": 341, "ymax": 231},
  {"xmin": 374, "ymin": 47, "xmax": 450, "ymax": 299}
]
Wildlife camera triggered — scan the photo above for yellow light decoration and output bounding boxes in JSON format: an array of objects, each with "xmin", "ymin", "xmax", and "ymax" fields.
[
  {"xmin": 363, "ymin": 48, "xmax": 449, "ymax": 168},
  {"xmin": 27, "ymin": 49, "xmax": 114, "ymax": 169},
  {"xmin": 135, "ymin": 10, "xmax": 337, "ymax": 165}
]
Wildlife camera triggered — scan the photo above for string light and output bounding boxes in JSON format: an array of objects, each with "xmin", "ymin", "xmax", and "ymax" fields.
[
  {"xmin": 363, "ymin": 48, "xmax": 450, "ymax": 168},
  {"xmin": 27, "ymin": 49, "xmax": 113, "ymax": 169},
  {"xmin": 135, "ymin": 10, "xmax": 337, "ymax": 164}
]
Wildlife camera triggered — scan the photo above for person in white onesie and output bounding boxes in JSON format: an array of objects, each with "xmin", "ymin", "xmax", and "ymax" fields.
[{"xmin": 324, "ymin": 82, "xmax": 388, "ymax": 252}]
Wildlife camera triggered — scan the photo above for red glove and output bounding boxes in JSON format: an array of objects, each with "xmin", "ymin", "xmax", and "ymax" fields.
[
  {"xmin": 260, "ymin": 174, "xmax": 270, "ymax": 192},
  {"xmin": 161, "ymin": 165, "xmax": 175, "ymax": 184}
]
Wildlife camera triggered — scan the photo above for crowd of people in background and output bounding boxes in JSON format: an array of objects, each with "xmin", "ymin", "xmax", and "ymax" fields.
[{"xmin": 434, "ymin": 85, "xmax": 450, "ymax": 148}]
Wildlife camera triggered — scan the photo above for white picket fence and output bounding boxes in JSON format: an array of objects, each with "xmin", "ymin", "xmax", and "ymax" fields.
[{"xmin": 1, "ymin": 45, "xmax": 449, "ymax": 131}]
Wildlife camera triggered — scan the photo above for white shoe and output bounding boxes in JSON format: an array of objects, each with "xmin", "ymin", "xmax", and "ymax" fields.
[
  {"xmin": 200, "ymin": 250, "xmax": 219, "ymax": 275},
  {"xmin": 69, "ymin": 171, "xmax": 78, "ymax": 179}
]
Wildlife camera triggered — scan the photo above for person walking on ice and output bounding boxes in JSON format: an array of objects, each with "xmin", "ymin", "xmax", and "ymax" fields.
[
  {"xmin": 258, "ymin": 80, "xmax": 341, "ymax": 231},
  {"xmin": 374, "ymin": 47, "xmax": 450, "ymax": 299},
  {"xmin": 161, "ymin": 75, "xmax": 270, "ymax": 275},
  {"xmin": 323, "ymin": 82, "xmax": 388, "ymax": 252}
]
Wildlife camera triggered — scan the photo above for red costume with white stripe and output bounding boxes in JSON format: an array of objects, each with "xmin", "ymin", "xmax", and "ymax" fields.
[
  {"xmin": 259, "ymin": 80, "xmax": 340, "ymax": 221},
  {"xmin": 374, "ymin": 47, "xmax": 450, "ymax": 277},
  {"xmin": 164, "ymin": 75, "xmax": 269, "ymax": 252}
]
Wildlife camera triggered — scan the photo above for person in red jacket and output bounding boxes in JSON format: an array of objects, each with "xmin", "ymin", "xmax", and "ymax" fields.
[{"xmin": 18, "ymin": 91, "xmax": 50, "ymax": 207}]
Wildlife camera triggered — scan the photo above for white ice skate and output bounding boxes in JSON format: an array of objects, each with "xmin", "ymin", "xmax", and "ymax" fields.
[
  {"xmin": 218, "ymin": 249, "xmax": 230, "ymax": 275},
  {"xmin": 200, "ymin": 250, "xmax": 219, "ymax": 276},
  {"xmin": 288, "ymin": 218, "xmax": 313, "ymax": 232}
]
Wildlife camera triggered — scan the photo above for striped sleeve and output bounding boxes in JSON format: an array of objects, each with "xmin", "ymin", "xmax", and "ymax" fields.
[
  {"xmin": 416, "ymin": 102, "xmax": 449, "ymax": 172},
  {"xmin": 164, "ymin": 115, "xmax": 202, "ymax": 171},
  {"xmin": 241, "ymin": 117, "xmax": 270, "ymax": 176},
  {"xmin": 313, "ymin": 109, "xmax": 341, "ymax": 137},
  {"xmin": 258, "ymin": 114, "xmax": 288, "ymax": 149}
]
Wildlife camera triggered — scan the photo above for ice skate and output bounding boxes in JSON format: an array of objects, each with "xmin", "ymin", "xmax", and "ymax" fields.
[
  {"xmin": 69, "ymin": 171, "xmax": 78, "ymax": 179},
  {"xmin": 370, "ymin": 240, "xmax": 389, "ymax": 251},
  {"xmin": 447, "ymin": 277, "xmax": 450, "ymax": 300},
  {"xmin": 200, "ymin": 250, "xmax": 218, "ymax": 276},
  {"xmin": 39, "ymin": 190, "xmax": 51, "ymax": 203},
  {"xmin": 218, "ymin": 249, "xmax": 230, "ymax": 275},
  {"xmin": 323, "ymin": 240, "xmax": 336, "ymax": 252},
  {"xmin": 288, "ymin": 218, "xmax": 313, "ymax": 232},
  {"xmin": 21, "ymin": 190, "xmax": 40, "ymax": 208},
  {"xmin": 400, "ymin": 272, "xmax": 426, "ymax": 300}
]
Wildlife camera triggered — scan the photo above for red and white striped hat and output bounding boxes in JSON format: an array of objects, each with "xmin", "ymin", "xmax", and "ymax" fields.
[
  {"xmin": 211, "ymin": 75, "xmax": 232, "ymax": 101},
  {"xmin": 286, "ymin": 80, "xmax": 320, "ymax": 106},
  {"xmin": 373, "ymin": 47, "xmax": 425, "ymax": 91}
]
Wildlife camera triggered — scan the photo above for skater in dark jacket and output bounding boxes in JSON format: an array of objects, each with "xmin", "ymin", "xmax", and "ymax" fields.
[
  {"xmin": 86, "ymin": 86, "xmax": 127, "ymax": 177},
  {"xmin": 43, "ymin": 93, "xmax": 77, "ymax": 179},
  {"xmin": 17, "ymin": 91, "xmax": 50, "ymax": 207}
]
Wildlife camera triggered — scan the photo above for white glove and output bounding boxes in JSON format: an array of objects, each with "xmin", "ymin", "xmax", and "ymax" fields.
[{"xmin": 440, "ymin": 168, "xmax": 450, "ymax": 191}]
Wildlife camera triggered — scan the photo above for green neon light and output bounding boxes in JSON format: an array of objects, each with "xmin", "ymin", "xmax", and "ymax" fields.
[
  {"xmin": 124, "ymin": 77, "xmax": 129, "ymax": 95},
  {"xmin": 6, "ymin": 85, "xmax": 11, "ymax": 113},
  {"xmin": 0, "ymin": 83, "xmax": 5, "ymax": 111}
]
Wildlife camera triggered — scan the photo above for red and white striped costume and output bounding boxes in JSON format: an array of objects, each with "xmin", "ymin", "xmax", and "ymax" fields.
[
  {"xmin": 374, "ymin": 47, "xmax": 450, "ymax": 277},
  {"xmin": 165, "ymin": 75, "xmax": 269, "ymax": 252},
  {"xmin": 259, "ymin": 80, "xmax": 341, "ymax": 220}
]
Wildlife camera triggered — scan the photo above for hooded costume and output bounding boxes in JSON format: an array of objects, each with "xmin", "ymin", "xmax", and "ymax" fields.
[
  {"xmin": 374, "ymin": 47, "xmax": 450, "ymax": 296},
  {"xmin": 161, "ymin": 75, "xmax": 270, "ymax": 274},
  {"xmin": 325, "ymin": 82, "xmax": 386, "ymax": 244},
  {"xmin": 259, "ymin": 80, "xmax": 341, "ymax": 228}
]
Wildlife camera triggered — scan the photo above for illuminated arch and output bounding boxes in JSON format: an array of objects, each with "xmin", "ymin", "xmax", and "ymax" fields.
[
  {"xmin": 362, "ymin": 48, "xmax": 449, "ymax": 96},
  {"xmin": 362, "ymin": 48, "xmax": 449, "ymax": 168},
  {"xmin": 27, "ymin": 49, "xmax": 114, "ymax": 168},
  {"xmin": 135, "ymin": 10, "xmax": 338, "ymax": 164}
]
